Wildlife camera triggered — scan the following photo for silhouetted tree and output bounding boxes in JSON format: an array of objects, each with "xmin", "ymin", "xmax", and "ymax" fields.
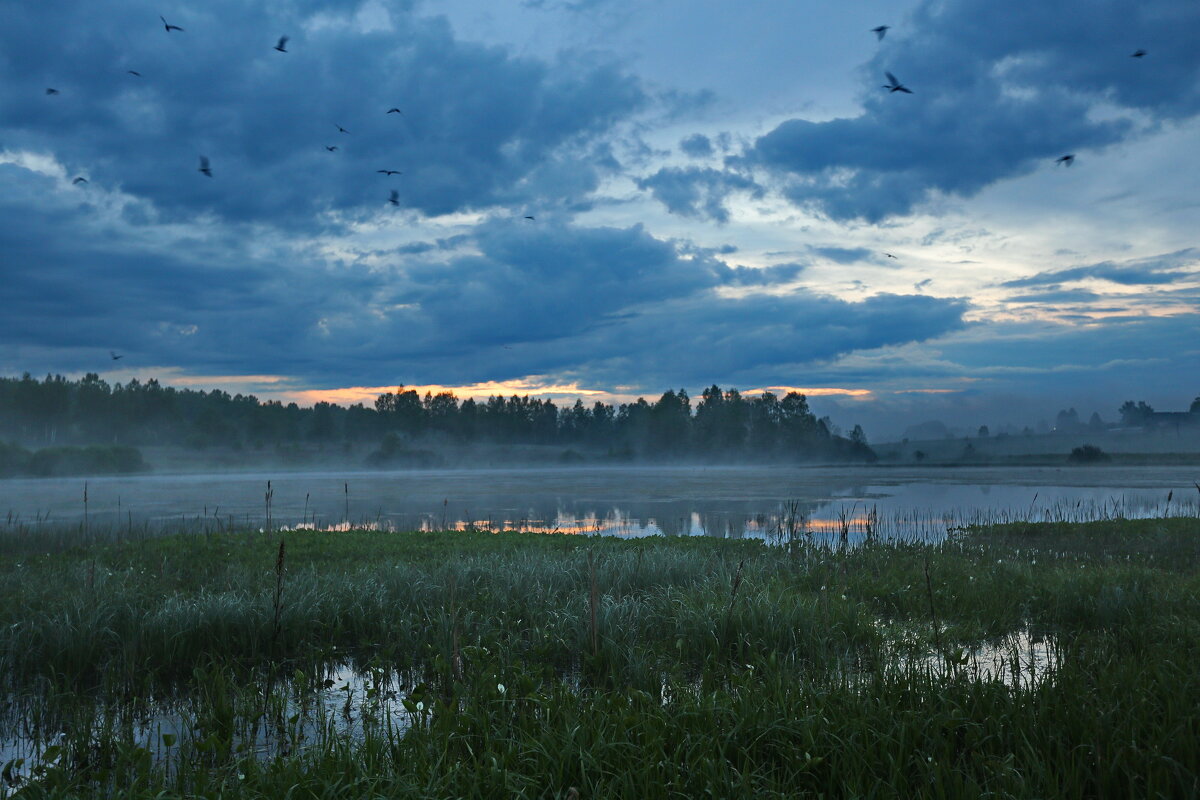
[
  {"xmin": 649, "ymin": 389, "xmax": 691, "ymax": 456},
  {"xmin": 1118, "ymin": 400, "xmax": 1155, "ymax": 427},
  {"xmin": 850, "ymin": 424, "xmax": 867, "ymax": 446}
]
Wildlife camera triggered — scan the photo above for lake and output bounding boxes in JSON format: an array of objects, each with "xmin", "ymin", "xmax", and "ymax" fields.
[{"xmin": 1, "ymin": 464, "xmax": 1194, "ymax": 542}]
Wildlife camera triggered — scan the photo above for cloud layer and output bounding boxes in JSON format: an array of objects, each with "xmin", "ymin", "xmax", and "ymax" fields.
[
  {"xmin": 2, "ymin": 0, "xmax": 643, "ymax": 225},
  {"xmin": 718, "ymin": 0, "xmax": 1200, "ymax": 221},
  {"xmin": 0, "ymin": 161, "xmax": 968, "ymax": 388}
]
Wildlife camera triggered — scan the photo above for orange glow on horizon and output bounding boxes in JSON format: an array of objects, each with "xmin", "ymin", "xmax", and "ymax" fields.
[
  {"xmin": 286, "ymin": 379, "xmax": 608, "ymax": 407},
  {"xmin": 752, "ymin": 386, "xmax": 874, "ymax": 398}
]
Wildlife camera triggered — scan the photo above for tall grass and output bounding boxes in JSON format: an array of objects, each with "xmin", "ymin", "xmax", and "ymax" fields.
[{"xmin": 1, "ymin": 517, "xmax": 1198, "ymax": 797}]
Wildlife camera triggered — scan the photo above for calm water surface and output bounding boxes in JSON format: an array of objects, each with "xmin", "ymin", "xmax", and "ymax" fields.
[{"xmin": 2, "ymin": 464, "xmax": 1195, "ymax": 540}]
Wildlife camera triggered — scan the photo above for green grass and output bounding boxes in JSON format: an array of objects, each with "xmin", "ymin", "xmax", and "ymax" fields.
[{"xmin": 1, "ymin": 517, "xmax": 1199, "ymax": 797}]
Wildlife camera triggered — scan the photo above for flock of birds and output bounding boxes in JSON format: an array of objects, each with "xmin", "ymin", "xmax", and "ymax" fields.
[
  {"xmin": 41, "ymin": 16, "xmax": 1153, "ymax": 213},
  {"xmin": 43, "ymin": 14, "xmax": 429, "ymax": 210},
  {"xmin": 39, "ymin": 12, "xmax": 1155, "ymax": 314}
]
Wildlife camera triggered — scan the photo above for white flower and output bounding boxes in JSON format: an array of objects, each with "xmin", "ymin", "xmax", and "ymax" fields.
[
  {"xmin": 416, "ymin": 701, "xmax": 425, "ymax": 712},
  {"xmin": 497, "ymin": 683, "xmax": 506, "ymax": 694}
]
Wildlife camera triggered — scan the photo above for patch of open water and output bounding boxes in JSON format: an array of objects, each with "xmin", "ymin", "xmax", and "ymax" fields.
[{"xmin": 2, "ymin": 465, "xmax": 1196, "ymax": 541}]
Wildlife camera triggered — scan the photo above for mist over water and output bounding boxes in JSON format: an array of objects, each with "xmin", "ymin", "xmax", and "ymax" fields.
[{"xmin": 2, "ymin": 465, "xmax": 1194, "ymax": 541}]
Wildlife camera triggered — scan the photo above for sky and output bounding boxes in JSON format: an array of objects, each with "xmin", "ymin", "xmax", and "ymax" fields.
[{"xmin": 2, "ymin": 0, "xmax": 1198, "ymax": 439}]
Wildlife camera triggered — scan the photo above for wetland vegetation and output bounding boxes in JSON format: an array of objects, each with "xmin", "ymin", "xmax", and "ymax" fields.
[{"xmin": 1, "ymin": 513, "xmax": 1198, "ymax": 797}]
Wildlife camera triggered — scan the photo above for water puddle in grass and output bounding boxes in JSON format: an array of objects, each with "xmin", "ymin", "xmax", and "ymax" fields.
[
  {"xmin": 0, "ymin": 662, "xmax": 424, "ymax": 788},
  {"xmin": 2, "ymin": 631, "xmax": 1062, "ymax": 784},
  {"xmin": 900, "ymin": 630, "xmax": 1060, "ymax": 689}
]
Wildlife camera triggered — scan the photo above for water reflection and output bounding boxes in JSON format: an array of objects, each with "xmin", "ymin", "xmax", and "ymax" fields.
[{"xmin": 1, "ymin": 466, "xmax": 1195, "ymax": 541}]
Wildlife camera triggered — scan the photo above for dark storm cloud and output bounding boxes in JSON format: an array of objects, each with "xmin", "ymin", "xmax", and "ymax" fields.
[
  {"xmin": 0, "ymin": 0, "xmax": 644, "ymax": 226},
  {"xmin": 736, "ymin": 0, "xmax": 1200, "ymax": 221},
  {"xmin": 0, "ymin": 168, "xmax": 968, "ymax": 388},
  {"xmin": 635, "ymin": 166, "xmax": 761, "ymax": 223},
  {"xmin": 546, "ymin": 292, "xmax": 971, "ymax": 388},
  {"xmin": 1001, "ymin": 249, "xmax": 1199, "ymax": 288}
]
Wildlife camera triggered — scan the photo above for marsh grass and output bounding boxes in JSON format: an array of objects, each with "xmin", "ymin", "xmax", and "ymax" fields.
[{"xmin": 0, "ymin": 516, "xmax": 1198, "ymax": 797}]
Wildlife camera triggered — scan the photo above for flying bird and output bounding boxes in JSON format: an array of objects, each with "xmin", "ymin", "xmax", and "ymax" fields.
[
  {"xmin": 1131, "ymin": 49, "xmax": 1147, "ymax": 58},
  {"xmin": 127, "ymin": 70, "xmax": 142, "ymax": 77},
  {"xmin": 388, "ymin": 190, "xmax": 399, "ymax": 206},
  {"xmin": 871, "ymin": 25, "xmax": 890, "ymax": 40},
  {"xmin": 377, "ymin": 169, "xmax": 402, "ymax": 175},
  {"xmin": 72, "ymin": 177, "xmax": 88, "ymax": 185},
  {"xmin": 884, "ymin": 252, "xmax": 897, "ymax": 259},
  {"xmin": 274, "ymin": 36, "xmax": 289, "ymax": 53},
  {"xmin": 160, "ymin": 16, "xmax": 184, "ymax": 33},
  {"xmin": 325, "ymin": 145, "xmax": 338, "ymax": 152},
  {"xmin": 198, "ymin": 155, "xmax": 212, "ymax": 176},
  {"xmin": 110, "ymin": 351, "xmax": 123, "ymax": 361},
  {"xmin": 45, "ymin": 87, "xmax": 60, "ymax": 95},
  {"xmin": 335, "ymin": 123, "xmax": 349, "ymax": 134},
  {"xmin": 883, "ymin": 72, "xmax": 912, "ymax": 93},
  {"xmin": 524, "ymin": 216, "xmax": 535, "ymax": 220},
  {"xmin": 386, "ymin": 107, "xmax": 404, "ymax": 115},
  {"xmin": 1055, "ymin": 154, "xmax": 1075, "ymax": 166}
]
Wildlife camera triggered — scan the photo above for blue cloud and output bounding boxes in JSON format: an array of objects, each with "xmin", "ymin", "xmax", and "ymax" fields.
[
  {"xmin": 717, "ymin": 263, "xmax": 805, "ymax": 286},
  {"xmin": 636, "ymin": 166, "xmax": 761, "ymax": 223},
  {"xmin": 0, "ymin": 165, "xmax": 968, "ymax": 390},
  {"xmin": 0, "ymin": 0, "xmax": 644, "ymax": 226},
  {"xmin": 810, "ymin": 246, "xmax": 876, "ymax": 265},
  {"xmin": 1001, "ymin": 249, "xmax": 1199, "ymax": 288},
  {"xmin": 738, "ymin": 0, "xmax": 1200, "ymax": 221},
  {"xmin": 679, "ymin": 133, "xmax": 713, "ymax": 158}
]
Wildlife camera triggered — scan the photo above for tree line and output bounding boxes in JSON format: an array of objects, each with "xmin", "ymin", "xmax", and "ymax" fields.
[{"xmin": 0, "ymin": 373, "xmax": 874, "ymax": 462}]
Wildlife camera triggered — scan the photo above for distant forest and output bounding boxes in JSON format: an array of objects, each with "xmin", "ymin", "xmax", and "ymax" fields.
[{"xmin": 0, "ymin": 373, "xmax": 875, "ymax": 463}]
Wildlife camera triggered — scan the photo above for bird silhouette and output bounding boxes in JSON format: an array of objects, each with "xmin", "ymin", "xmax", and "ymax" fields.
[
  {"xmin": 388, "ymin": 190, "xmax": 399, "ymax": 206},
  {"xmin": 274, "ymin": 36, "xmax": 289, "ymax": 53},
  {"xmin": 377, "ymin": 169, "xmax": 402, "ymax": 176},
  {"xmin": 524, "ymin": 216, "xmax": 535, "ymax": 220},
  {"xmin": 1131, "ymin": 49, "xmax": 1147, "ymax": 58},
  {"xmin": 72, "ymin": 177, "xmax": 88, "ymax": 185},
  {"xmin": 160, "ymin": 16, "xmax": 184, "ymax": 33},
  {"xmin": 127, "ymin": 70, "xmax": 142, "ymax": 77},
  {"xmin": 871, "ymin": 25, "xmax": 890, "ymax": 41},
  {"xmin": 883, "ymin": 72, "xmax": 912, "ymax": 93},
  {"xmin": 335, "ymin": 123, "xmax": 349, "ymax": 134},
  {"xmin": 386, "ymin": 107, "xmax": 404, "ymax": 115},
  {"xmin": 325, "ymin": 145, "xmax": 338, "ymax": 152},
  {"xmin": 198, "ymin": 155, "xmax": 212, "ymax": 176},
  {"xmin": 885, "ymin": 252, "xmax": 897, "ymax": 259},
  {"xmin": 1055, "ymin": 154, "xmax": 1075, "ymax": 166},
  {"xmin": 45, "ymin": 87, "xmax": 60, "ymax": 95},
  {"xmin": 110, "ymin": 351, "xmax": 123, "ymax": 361}
]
